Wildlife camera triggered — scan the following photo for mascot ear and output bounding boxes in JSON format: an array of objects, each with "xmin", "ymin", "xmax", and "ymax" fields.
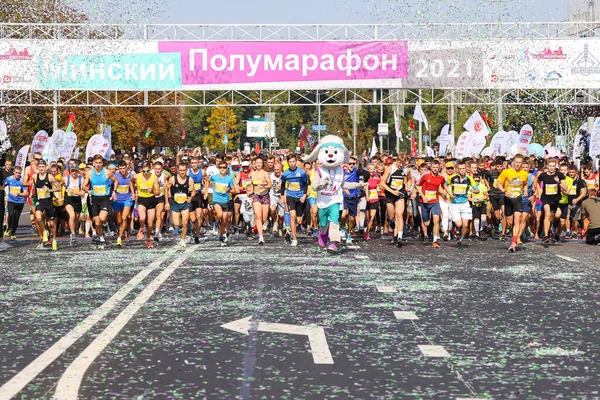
[
  {"xmin": 343, "ymin": 149, "xmax": 350, "ymax": 164},
  {"xmin": 303, "ymin": 146, "xmax": 321, "ymax": 163}
]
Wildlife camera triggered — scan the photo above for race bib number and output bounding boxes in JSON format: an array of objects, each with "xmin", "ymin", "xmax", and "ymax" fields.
[
  {"xmin": 174, "ymin": 193, "xmax": 187, "ymax": 204},
  {"xmin": 492, "ymin": 179, "xmax": 498, "ymax": 188},
  {"xmin": 569, "ymin": 186, "xmax": 577, "ymax": 196},
  {"xmin": 139, "ymin": 185, "xmax": 151, "ymax": 195},
  {"xmin": 424, "ymin": 190, "xmax": 437, "ymax": 202},
  {"xmin": 116, "ymin": 185, "xmax": 129, "ymax": 194},
  {"xmin": 194, "ymin": 182, "xmax": 202, "ymax": 191},
  {"xmin": 92, "ymin": 185, "xmax": 107, "ymax": 196},
  {"xmin": 37, "ymin": 188, "xmax": 50, "ymax": 199},
  {"xmin": 158, "ymin": 186, "xmax": 165, "ymax": 197},
  {"xmin": 242, "ymin": 179, "xmax": 252, "ymax": 187},
  {"xmin": 390, "ymin": 178, "xmax": 403, "ymax": 190},
  {"xmin": 9, "ymin": 186, "xmax": 21, "ymax": 197},
  {"xmin": 369, "ymin": 189, "xmax": 378, "ymax": 200},
  {"xmin": 545, "ymin": 183, "xmax": 558, "ymax": 195},
  {"xmin": 586, "ymin": 181, "xmax": 597, "ymax": 190},
  {"xmin": 288, "ymin": 182, "xmax": 301, "ymax": 192},
  {"xmin": 453, "ymin": 183, "xmax": 467, "ymax": 195},
  {"xmin": 215, "ymin": 182, "xmax": 228, "ymax": 194},
  {"xmin": 506, "ymin": 179, "xmax": 522, "ymax": 198}
]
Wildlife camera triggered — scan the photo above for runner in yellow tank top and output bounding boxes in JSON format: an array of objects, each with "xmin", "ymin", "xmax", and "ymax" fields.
[{"xmin": 131, "ymin": 161, "xmax": 160, "ymax": 248}]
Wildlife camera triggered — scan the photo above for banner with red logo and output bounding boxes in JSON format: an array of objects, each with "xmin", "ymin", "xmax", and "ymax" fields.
[{"xmin": 517, "ymin": 124, "xmax": 534, "ymax": 155}]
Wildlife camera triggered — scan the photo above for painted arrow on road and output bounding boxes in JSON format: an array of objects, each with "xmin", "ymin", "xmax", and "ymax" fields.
[{"xmin": 221, "ymin": 316, "xmax": 334, "ymax": 364}]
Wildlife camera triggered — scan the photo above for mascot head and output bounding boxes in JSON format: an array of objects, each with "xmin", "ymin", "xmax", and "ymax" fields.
[{"xmin": 302, "ymin": 135, "xmax": 349, "ymax": 170}]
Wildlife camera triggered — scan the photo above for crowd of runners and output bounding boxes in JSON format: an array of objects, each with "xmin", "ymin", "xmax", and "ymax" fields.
[{"xmin": 1, "ymin": 149, "xmax": 600, "ymax": 252}]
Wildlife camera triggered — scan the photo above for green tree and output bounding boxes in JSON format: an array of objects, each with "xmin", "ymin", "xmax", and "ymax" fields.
[{"xmin": 205, "ymin": 100, "xmax": 237, "ymax": 152}]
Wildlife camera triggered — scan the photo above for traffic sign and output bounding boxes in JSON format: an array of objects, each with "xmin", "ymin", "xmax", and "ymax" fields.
[
  {"xmin": 378, "ymin": 123, "xmax": 389, "ymax": 136},
  {"xmin": 223, "ymin": 135, "xmax": 229, "ymax": 145},
  {"xmin": 312, "ymin": 125, "xmax": 327, "ymax": 131}
]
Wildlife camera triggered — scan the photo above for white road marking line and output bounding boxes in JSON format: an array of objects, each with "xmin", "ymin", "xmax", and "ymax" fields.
[
  {"xmin": 556, "ymin": 255, "xmax": 579, "ymax": 263},
  {"xmin": 367, "ymin": 267, "xmax": 381, "ymax": 273},
  {"xmin": 354, "ymin": 255, "xmax": 369, "ymax": 260},
  {"xmin": 418, "ymin": 345, "xmax": 451, "ymax": 358},
  {"xmin": 346, "ymin": 245, "xmax": 361, "ymax": 250},
  {"xmin": 221, "ymin": 316, "xmax": 334, "ymax": 364},
  {"xmin": 394, "ymin": 311, "xmax": 419, "ymax": 320},
  {"xmin": 377, "ymin": 286, "xmax": 397, "ymax": 293},
  {"xmin": 0, "ymin": 250, "xmax": 177, "ymax": 400},
  {"xmin": 54, "ymin": 247, "xmax": 195, "ymax": 400}
]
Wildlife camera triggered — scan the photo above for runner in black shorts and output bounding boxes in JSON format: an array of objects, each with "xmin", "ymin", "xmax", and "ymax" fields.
[
  {"xmin": 535, "ymin": 158, "xmax": 567, "ymax": 243},
  {"xmin": 485, "ymin": 160, "xmax": 505, "ymax": 236},
  {"xmin": 32, "ymin": 160, "xmax": 61, "ymax": 250}
]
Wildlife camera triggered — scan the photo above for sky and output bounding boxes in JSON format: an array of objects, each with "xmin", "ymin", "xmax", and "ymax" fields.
[
  {"xmin": 65, "ymin": 0, "xmax": 571, "ymax": 25},
  {"xmin": 159, "ymin": 0, "xmax": 569, "ymax": 25}
]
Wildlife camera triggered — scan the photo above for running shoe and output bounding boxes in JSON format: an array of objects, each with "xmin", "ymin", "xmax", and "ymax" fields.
[
  {"xmin": 364, "ymin": 233, "xmax": 371, "ymax": 241},
  {"xmin": 36, "ymin": 242, "xmax": 44, "ymax": 249},
  {"xmin": 457, "ymin": 240, "xmax": 462, "ymax": 248},
  {"xmin": 220, "ymin": 237, "xmax": 226, "ymax": 247},
  {"xmin": 326, "ymin": 243, "xmax": 339, "ymax": 254},
  {"xmin": 291, "ymin": 239, "xmax": 298, "ymax": 247},
  {"xmin": 3, "ymin": 229, "xmax": 9, "ymax": 237},
  {"xmin": 10, "ymin": 235, "xmax": 16, "ymax": 240},
  {"xmin": 543, "ymin": 236, "xmax": 551, "ymax": 244},
  {"xmin": 442, "ymin": 231, "xmax": 450, "ymax": 241},
  {"xmin": 70, "ymin": 233, "xmax": 76, "ymax": 247},
  {"xmin": 499, "ymin": 234, "xmax": 506, "ymax": 242},
  {"xmin": 395, "ymin": 239, "xmax": 403, "ymax": 248},
  {"xmin": 318, "ymin": 231, "xmax": 327, "ymax": 248},
  {"xmin": 391, "ymin": 236, "xmax": 397, "ymax": 244},
  {"xmin": 284, "ymin": 231, "xmax": 291, "ymax": 243},
  {"xmin": 116, "ymin": 237, "xmax": 123, "ymax": 247},
  {"xmin": 43, "ymin": 230, "xmax": 49, "ymax": 243},
  {"xmin": 99, "ymin": 237, "xmax": 105, "ymax": 250},
  {"xmin": 432, "ymin": 241, "xmax": 440, "ymax": 249},
  {"xmin": 312, "ymin": 229, "xmax": 319, "ymax": 238},
  {"xmin": 137, "ymin": 228, "xmax": 145, "ymax": 240},
  {"xmin": 346, "ymin": 234, "xmax": 353, "ymax": 245},
  {"xmin": 258, "ymin": 235, "xmax": 265, "ymax": 245},
  {"xmin": 178, "ymin": 239, "xmax": 187, "ymax": 248},
  {"xmin": 272, "ymin": 221, "xmax": 279, "ymax": 234},
  {"xmin": 52, "ymin": 240, "xmax": 58, "ymax": 251},
  {"xmin": 194, "ymin": 235, "xmax": 200, "ymax": 244},
  {"xmin": 509, "ymin": 243, "xmax": 517, "ymax": 253},
  {"xmin": 173, "ymin": 228, "xmax": 180, "ymax": 235},
  {"xmin": 146, "ymin": 239, "xmax": 154, "ymax": 249}
]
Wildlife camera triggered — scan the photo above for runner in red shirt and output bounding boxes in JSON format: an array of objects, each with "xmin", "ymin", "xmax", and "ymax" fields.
[{"xmin": 416, "ymin": 159, "xmax": 450, "ymax": 248}]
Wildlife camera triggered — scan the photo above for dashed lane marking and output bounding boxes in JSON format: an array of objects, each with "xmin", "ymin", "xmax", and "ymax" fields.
[
  {"xmin": 418, "ymin": 345, "xmax": 451, "ymax": 358},
  {"xmin": 394, "ymin": 311, "xmax": 419, "ymax": 320},
  {"xmin": 377, "ymin": 286, "xmax": 397, "ymax": 293},
  {"xmin": 556, "ymin": 255, "xmax": 579, "ymax": 263}
]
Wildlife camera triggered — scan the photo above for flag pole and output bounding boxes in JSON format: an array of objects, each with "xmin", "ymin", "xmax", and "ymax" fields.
[{"xmin": 418, "ymin": 89, "xmax": 423, "ymax": 156}]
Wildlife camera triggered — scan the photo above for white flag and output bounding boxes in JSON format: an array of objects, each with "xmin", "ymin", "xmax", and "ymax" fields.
[
  {"xmin": 370, "ymin": 138, "xmax": 378, "ymax": 158},
  {"xmin": 413, "ymin": 101, "xmax": 429, "ymax": 131},
  {"xmin": 463, "ymin": 111, "xmax": 488, "ymax": 139},
  {"xmin": 394, "ymin": 110, "xmax": 403, "ymax": 142}
]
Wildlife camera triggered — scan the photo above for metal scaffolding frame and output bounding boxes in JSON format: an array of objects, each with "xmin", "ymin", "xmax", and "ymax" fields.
[
  {"xmin": 1, "ymin": 22, "xmax": 600, "ymax": 107},
  {"xmin": 1, "ymin": 21, "xmax": 600, "ymax": 40},
  {"xmin": 1, "ymin": 88, "xmax": 599, "ymax": 107}
]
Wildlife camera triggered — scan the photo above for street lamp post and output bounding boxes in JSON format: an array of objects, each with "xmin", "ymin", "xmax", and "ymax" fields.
[{"xmin": 292, "ymin": 127, "xmax": 296, "ymax": 151}]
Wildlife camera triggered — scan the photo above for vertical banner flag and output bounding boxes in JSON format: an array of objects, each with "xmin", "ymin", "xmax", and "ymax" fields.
[
  {"xmin": 573, "ymin": 122, "xmax": 587, "ymax": 160},
  {"xmin": 490, "ymin": 131, "xmax": 508, "ymax": 156},
  {"xmin": 394, "ymin": 110, "xmax": 403, "ymax": 142},
  {"xmin": 85, "ymin": 134, "xmax": 110, "ymax": 160},
  {"xmin": 299, "ymin": 126, "xmax": 317, "ymax": 151},
  {"xmin": 590, "ymin": 117, "xmax": 600, "ymax": 162},
  {"xmin": 517, "ymin": 124, "xmax": 534, "ymax": 155},
  {"xmin": 503, "ymin": 131, "xmax": 519, "ymax": 156},
  {"xmin": 45, "ymin": 130, "xmax": 65, "ymax": 163},
  {"xmin": 65, "ymin": 112, "xmax": 76, "ymax": 134},
  {"xmin": 181, "ymin": 130, "xmax": 186, "ymax": 140},
  {"xmin": 425, "ymin": 146, "xmax": 435, "ymax": 157},
  {"xmin": 144, "ymin": 128, "xmax": 152, "ymax": 138},
  {"xmin": 31, "ymin": 130, "xmax": 49, "ymax": 158},
  {"xmin": 413, "ymin": 101, "xmax": 429, "ymax": 131},
  {"xmin": 438, "ymin": 124, "xmax": 451, "ymax": 156},
  {"xmin": 455, "ymin": 132, "xmax": 472, "ymax": 159},
  {"xmin": 60, "ymin": 131, "xmax": 78, "ymax": 160},
  {"xmin": 74, "ymin": 147, "xmax": 80, "ymax": 160},
  {"xmin": 102, "ymin": 126, "xmax": 112, "ymax": 158},
  {"xmin": 370, "ymin": 138, "xmax": 378, "ymax": 157},
  {"xmin": 16, "ymin": 145, "xmax": 30, "ymax": 181},
  {"xmin": 0, "ymin": 120, "xmax": 10, "ymax": 156}
]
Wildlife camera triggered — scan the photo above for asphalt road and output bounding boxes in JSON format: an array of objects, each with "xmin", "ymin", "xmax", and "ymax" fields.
[{"xmin": 0, "ymin": 228, "xmax": 599, "ymax": 399}]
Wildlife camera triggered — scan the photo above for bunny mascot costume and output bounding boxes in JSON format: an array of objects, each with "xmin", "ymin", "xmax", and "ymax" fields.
[{"xmin": 303, "ymin": 135, "xmax": 366, "ymax": 254}]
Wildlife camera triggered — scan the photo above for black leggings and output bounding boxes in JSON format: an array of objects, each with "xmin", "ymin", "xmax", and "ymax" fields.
[
  {"xmin": 0, "ymin": 191, "xmax": 4, "ymax": 237},
  {"xmin": 587, "ymin": 227, "xmax": 600, "ymax": 245},
  {"xmin": 7, "ymin": 201, "xmax": 23, "ymax": 236}
]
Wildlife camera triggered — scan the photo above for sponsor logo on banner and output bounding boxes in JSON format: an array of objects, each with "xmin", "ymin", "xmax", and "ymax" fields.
[
  {"xmin": 545, "ymin": 71, "xmax": 563, "ymax": 81},
  {"xmin": 0, "ymin": 47, "xmax": 33, "ymax": 60},
  {"xmin": 527, "ymin": 73, "xmax": 537, "ymax": 81},
  {"xmin": 489, "ymin": 48, "xmax": 530, "ymax": 62},
  {"xmin": 532, "ymin": 47, "xmax": 567, "ymax": 60},
  {"xmin": 38, "ymin": 53, "xmax": 183, "ymax": 90},
  {"xmin": 571, "ymin": 44, "xmax": 600, "ymax": 75},
  {"xmin": 1, "ymin": 74, "xmax": 31, "ymax": 85},
  {"xmin": 490, "ymin": 72, "xmax": 518, "ymax": 83}
]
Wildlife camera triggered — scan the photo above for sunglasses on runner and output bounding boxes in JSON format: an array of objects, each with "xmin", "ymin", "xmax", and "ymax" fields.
[
  {"xmin": 34, "ymin": 157, "xmax": 42, "ymax": 161},
  {"xmin": 143, "ymin": 169, "xmax": 150, "ymax": 173}
]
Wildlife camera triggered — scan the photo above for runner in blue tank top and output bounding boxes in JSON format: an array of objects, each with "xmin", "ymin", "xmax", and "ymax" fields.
[
  {"xmin": 112, "ymin": 160, "xmax": 134, "ymax": 247},
  {"xmin": 82, "ymin": 154, "xmax": 116, "ymax": 248}
]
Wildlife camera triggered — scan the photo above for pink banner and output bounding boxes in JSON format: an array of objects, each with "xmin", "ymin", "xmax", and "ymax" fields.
[{"xmin": 158, "ymin": 41, "xmax": 408, "ymax": 86}]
